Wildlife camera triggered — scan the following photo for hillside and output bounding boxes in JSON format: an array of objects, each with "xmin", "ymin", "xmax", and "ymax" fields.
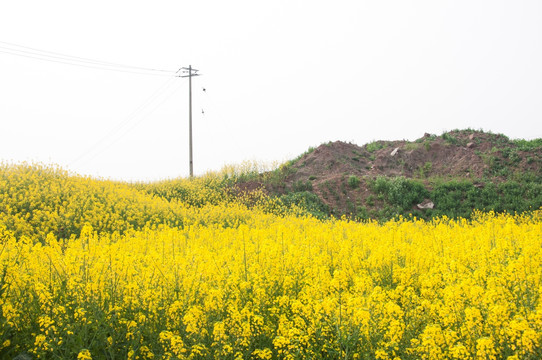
[
  {"xmin": 1, "ymin": 129, "xmax": 541, "ymax": 241},
  {"xmin": 241, "ymin": 129, "xmax": 542, "ymax": 220},
  {"xmin": 1, "ymin": 132, "xmax": 541, "ymax": 359},
  {"xmin": 2, "ymin": 168, "xmax": 541, "ymax": 359},
  {"xmin": 0, "ymin": 164, "xmax": 270, "ymax": 241}
]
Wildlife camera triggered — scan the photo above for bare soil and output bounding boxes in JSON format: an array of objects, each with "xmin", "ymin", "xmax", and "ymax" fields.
[{"xmin": 240, "ymin": 130, "xmax": 542, "ymax": 216}]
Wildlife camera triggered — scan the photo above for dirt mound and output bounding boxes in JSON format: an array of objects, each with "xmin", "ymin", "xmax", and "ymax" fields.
[
  {"xmin": 232, "ymin": 130, "xmax": 541, "ymax": 218},
  {"xmin": 277, "ymin": 130, "xmax": 542, "ymax": 216}
]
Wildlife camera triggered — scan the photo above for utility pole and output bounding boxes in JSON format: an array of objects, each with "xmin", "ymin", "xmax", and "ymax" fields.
[{"xmin": 178, "ymin": 65, "xmax": 200, "ymax": 177}]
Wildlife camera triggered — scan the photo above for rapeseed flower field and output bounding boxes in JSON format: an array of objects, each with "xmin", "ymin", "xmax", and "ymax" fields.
[{"xmin": 1, "ymin": 163, "xmax": 541, "ymax": 359}]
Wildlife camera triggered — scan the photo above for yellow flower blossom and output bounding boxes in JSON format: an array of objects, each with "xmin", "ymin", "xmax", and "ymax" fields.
[
  {"xmin": 0, "ymin": 163, "xmax": 541, "ymax": 359},
  {"xmin": 77, "ymin": 349, "xmax": 92, "ymax": 360}
]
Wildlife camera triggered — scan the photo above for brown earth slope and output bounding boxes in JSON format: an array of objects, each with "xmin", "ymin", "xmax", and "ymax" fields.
[{"xmin": 249, "ymin": 129, "xmax": 542, "ymax": 217}]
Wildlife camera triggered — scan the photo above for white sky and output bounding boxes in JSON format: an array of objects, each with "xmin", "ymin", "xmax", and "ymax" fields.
[{"xmin": 1, "ymin": 1, "xmax": 541, "ymax": 181}]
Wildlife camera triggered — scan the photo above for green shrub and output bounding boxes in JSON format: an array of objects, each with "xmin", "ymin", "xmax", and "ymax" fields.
[
  {"xmin": 417, "ymin": 162, "xmax": 432, "ymax": 178},
  {"xmin": 348, "ymin": 175, "xmax": 361, "ymax": 189},
  {"xmin": 430, "ymin": 180, "xmax": 475, "ymax": 218},
  {"xmin": 441, "ymin": 133, "xmax": 459, "ymax": 145},
  {"xmin": 366, "ymin": 141, "xmax": 385, "ymax": 153},
  {"xmin": 424, "ymin": 141, "xmax": 431, "ymax": 151},
  {"xmin": 292, "ymin": 180, "xmax": 312, "ymax": 192},
  {"xmin": 513, "ymin": 138, "xmax": 542, "ymax": 151},
  {"xmin": 279, "ymin": 191, "xmax": 329, "ymax": 219},
  {"xmin": 356, "ymin": 206, "xmax": 370, "ymax": 220},
  {"xmin": 370, "ymin": 176, "xmax": 428, "ymax": 211},
  {"xmin": 430, "ymin": 180, "xmax": 542, "ymax": 218}
]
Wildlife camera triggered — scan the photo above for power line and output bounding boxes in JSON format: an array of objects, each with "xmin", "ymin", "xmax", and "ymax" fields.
[
  {"xmin": 81, "ymin": 82, "xmax": 184, "ymax": 165},
  {"xmin": 0, "ymin": 40, "xmax": 175, "ymax": 73},
  {"xmin": 69, "ymin": 76, "xmax": 175, "ymax": 165},
  {"xmin": 69, "ymin": 77, "xmax": 185, "ymax": 166},
  {"xmin": 0, "ymin": 41, "xmax": 175, "ymax": 73},
  {"xmin": 0, "ymin": 49, "xmax": 175, "ymax": 77},
  {"xmin": 1, "ymin": 42, "xmax": 205, "ymax": 176},
  {"xmin": 0, "ymin": 41, "xmax": 177, "ymax": 76}
]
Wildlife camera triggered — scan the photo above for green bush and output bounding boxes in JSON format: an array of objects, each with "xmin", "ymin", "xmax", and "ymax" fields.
[
  {"xmin": 513, "ymin": 138, "xmax": 542, "ymax": 151},
  {"xmin": 348, "ymin": 175, "xmax": 361, "ymax": 189},
  {"xmin": 430, "ymin": 180, "xmax": 475, "ymax": 218},
  {"xmin": 417, "ymin": 162, "xmax": 432, "ymax": 178},
  {"xmin": 441, "ymin": 133, "xmax": 459, "ymax": 145},
  {"xmin": 366, "ymin": 141, "xmax": 385, "ymax": 153},
  {"xmin": 430, "ymin": 180, "xmax": 542, "ymax": 218},
  {"xmin": 279, "ymin": 191, "xmax": 329, "ymax": 219},
  {"xmin": 292, "ymin": 180, "xmax": 312, "ymax": 192},
  {"xmin": 371, "ymin": 176, "xmax": 428, "ymax": 211}
]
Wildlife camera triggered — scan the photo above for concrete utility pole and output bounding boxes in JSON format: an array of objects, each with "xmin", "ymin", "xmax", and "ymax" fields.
[{"xmin": 178, "ymin": 65, "xmax": 200, "ymax": 177}]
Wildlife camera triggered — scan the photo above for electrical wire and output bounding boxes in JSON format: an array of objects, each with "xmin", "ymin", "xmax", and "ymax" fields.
[
  {"xmin": 0, "ymin": 49, "xmax": 175, "ymax": 77},
  {"xmin": 0, "ymin": 41, "xmax": 177, "ymax": 76},
  {"xmin": 69, "ymin": 77, "xmax": 185, "ymax": 166},
  {"xmin": 0, "ymin": 40, "xmax": 195, "ymax": 169},
  {"xmin": 70, "ymin": 78, "xmax": 169, "ymax": 165},
  {"xmin": 0, "ymin": 40, "xmax": 175, "ymax": 73},
  {"xmin": 74, "ymin": 81, "xmax": 185, "ymax": 166}
]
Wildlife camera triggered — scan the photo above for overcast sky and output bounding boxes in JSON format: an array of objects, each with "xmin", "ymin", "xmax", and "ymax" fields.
[{"xmin": 1, "ymin": 1, "xmax": 541, "ymax": 181}]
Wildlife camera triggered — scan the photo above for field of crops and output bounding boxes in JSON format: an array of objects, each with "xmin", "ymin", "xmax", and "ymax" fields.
[{"xmin": 1, "ymin": 164, "xmax": 541, "ymax": 359}]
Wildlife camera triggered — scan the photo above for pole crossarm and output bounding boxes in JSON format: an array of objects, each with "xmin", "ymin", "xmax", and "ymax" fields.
[{"xmin": 177, "ymin": 67, "xmax": 201, "ymax": 78}]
